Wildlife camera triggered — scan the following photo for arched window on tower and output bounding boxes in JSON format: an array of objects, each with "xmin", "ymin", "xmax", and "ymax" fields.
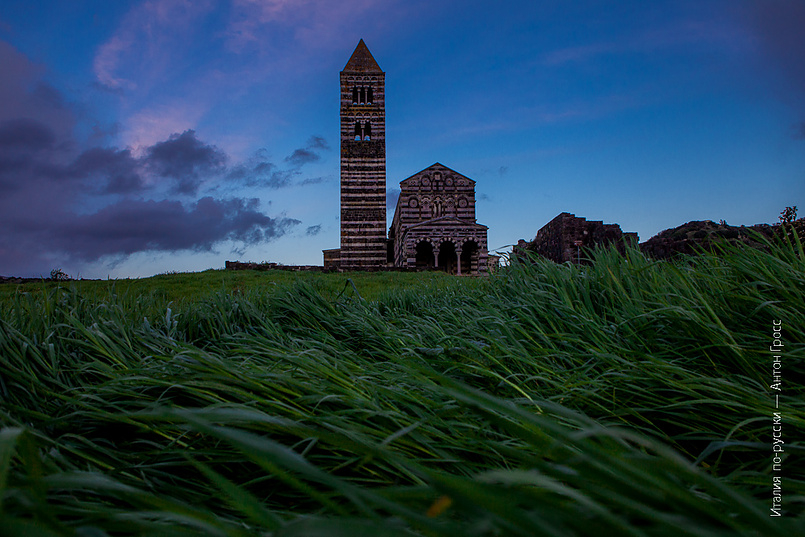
[
  {"xmin": 352, "ymin": 86, "xmax": 374, "ymax": 105},
  {"xmin": 352, "ymin": 121, "xmax": 372, "ymax": 141}
]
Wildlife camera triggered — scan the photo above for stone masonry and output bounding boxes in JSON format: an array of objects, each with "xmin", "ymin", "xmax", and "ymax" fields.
[
  {"xmin": 389, "ymin": 163, "xmax": 488, "ymax": 274},
  {"xmin": 337, "ymin": 40, "xmax": 387, "ymax": 270},
  {"xmin": 325, "ymin": 41, "xmax": 489, "ymax": 274},
  {"xmin": 524, "ymin": 212, "xmax": 637, "ymax": 264}
]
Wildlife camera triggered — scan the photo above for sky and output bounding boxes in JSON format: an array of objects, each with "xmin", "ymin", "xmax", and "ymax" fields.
[{"xmin": 1, "ymin": 0, "xmax": 803, "ymax": 278}]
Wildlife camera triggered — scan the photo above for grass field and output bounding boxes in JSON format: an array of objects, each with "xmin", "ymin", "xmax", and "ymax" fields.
[
  {"xmin": 1, "ymin": 239, "xmax": 803, "ymax": 536},
  {"xmin": 0, "ymin": 268, "xmax": 462, "ymax": 305}
]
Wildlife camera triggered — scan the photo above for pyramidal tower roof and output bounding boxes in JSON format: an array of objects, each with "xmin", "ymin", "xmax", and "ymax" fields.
[{"xmin": 343, "ymin": 39, "xmax": 383, "ymax": 73}]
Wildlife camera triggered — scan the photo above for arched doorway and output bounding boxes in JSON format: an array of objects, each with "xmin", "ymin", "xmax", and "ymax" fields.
[
  {"xmin": 437, "ymin": 241, "xmax": 458, "ymax": 274},
  {"xmin": 461, "ymin": 240, "xmax": 479, "ymax": 275},
  {"xmin": 415, "ymin": 240, "xmax": 435, "ymax": 269}
]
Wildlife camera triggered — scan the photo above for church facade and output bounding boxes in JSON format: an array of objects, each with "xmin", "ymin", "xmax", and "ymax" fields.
[{"xmin": 324, "ymin": 40, "xmax": 489, "ymax": 275}]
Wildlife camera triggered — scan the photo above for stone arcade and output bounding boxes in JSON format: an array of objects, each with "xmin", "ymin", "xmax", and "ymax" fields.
[
  {"xmin": 324, "ymin": 40, "xmax": 489, "ymax": 274},
  {"xmin": 389, "ymin": 163, "xmax": 488, "ymax": 275}
]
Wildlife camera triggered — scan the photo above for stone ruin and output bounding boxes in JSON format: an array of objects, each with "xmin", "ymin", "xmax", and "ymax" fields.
[
  {"xmin": 517, "ymin": 213, "xmax": 803, "ymax": 264},
  {"xmin": 518, "ymin": 212, "xmax": 637, "ymax": 264}
]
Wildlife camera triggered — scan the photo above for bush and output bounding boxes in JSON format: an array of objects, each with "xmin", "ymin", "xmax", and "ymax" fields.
[{"xmin": 49, "ymin": 267, "xmax": 71, "ymax": 281}]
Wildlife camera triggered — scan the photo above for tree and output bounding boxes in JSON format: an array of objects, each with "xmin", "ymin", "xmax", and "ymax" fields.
[{"xmin": 779, "ymin": 206, "xmax": 798, "ymax": 225}]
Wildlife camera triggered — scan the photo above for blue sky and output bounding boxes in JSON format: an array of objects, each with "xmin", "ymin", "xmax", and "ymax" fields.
[{"xmin": 1, "ymin": 0, "xmax": 803, "ymax": 278}]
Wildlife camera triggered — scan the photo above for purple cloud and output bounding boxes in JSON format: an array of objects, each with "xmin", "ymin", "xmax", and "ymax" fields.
[
  {"xmin": 285, "ymin": 135, "xmax": 330, "ymax": 167},
  {"xmin": 0, "ymin": 39, "xmax": 305, "ymax": 277},
  {"xmin": 227, "ymin": 136, "xmax": 329, "ymax": 189},
  {"xmin": 70, "ymin": 147, "xmax": 144, "ymax": 193},
  {"xmin": 53, "ymin": 197, "xmax": 299, "ymax": 261},
  {"xmin": 147, "ymin": 130, "xmax": 227, "ymax": 194},
  {"xmin": 285, "ymin": 148, "xmax": 319, "ymax": 167},
  {"xmin": 0, "ymin": 41, "xmax": 75, "ymax": 141},
  {"xmin": 0, "ymin": 118, "xmax": 56, "ymax": 150},
  {"xmin": 0, "ymin": 119, "xmax": 58, "ymax": 189},
  {"xmin": 227, "ymin": 157, "xmax": 295, "ymax": 189},
  {"xmin": 299, "ymin": 176, "xmax": 327, "ymax": 186}
]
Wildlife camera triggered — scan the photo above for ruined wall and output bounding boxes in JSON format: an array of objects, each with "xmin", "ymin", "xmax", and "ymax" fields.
[
  {"xmin": 225, "ymin": 261, "xmax": 330, "ymax": 272},
  {"xmin": 526, "ymin": 212, "xmax": 637, "ymax": 263}
]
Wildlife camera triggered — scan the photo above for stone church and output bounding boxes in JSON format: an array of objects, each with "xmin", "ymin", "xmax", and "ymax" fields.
[{"xmin": 324, "ymin": 40, "xmax": 489, "ymax": 274}]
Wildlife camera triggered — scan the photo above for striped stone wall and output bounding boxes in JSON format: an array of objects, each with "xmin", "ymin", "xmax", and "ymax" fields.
[
  {"xmin": 339, "ymin": 41, "xmax": 388, "ymax": 270},
  {"xmin": 389, "ymin": 163, "xmax": 489, "ymax": 274}
]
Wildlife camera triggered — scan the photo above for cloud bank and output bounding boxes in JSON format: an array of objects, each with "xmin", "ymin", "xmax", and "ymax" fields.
[{"xmin": 0, "ymin": 39, "xmax": 316, "ymax": 277}]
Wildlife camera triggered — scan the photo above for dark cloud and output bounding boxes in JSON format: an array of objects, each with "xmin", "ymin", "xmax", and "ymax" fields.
[
  {"xmin": 264, "ymin": 170, "xmax": 295, "ymax": 188},
  {"xmin": 89, "ymin": 121, "xmax": 121, "ymax": 143},
  {"xmin": 227, "ymin": 156, "xmax": 295, "ymax": 189},
  {"xmin": 53, "ymin": 197, "xmax": 299, "ymax": 261},
  {"xmin": 30, "ymin": 82, "xmax": 69, "ymax": 111},
  {"xmin": 229, "ymin": 138, "xmax": 329, "ymax": 189},
  {"xmin": 1, "ymin": 132, "xmax": 302, "ymax": 273},
  {"xmin": 299, "ymin": 176, "xmax": 327, "ymax": 186},
  {"xmin": 0, "ymin": 119, "xmax": 60, "ymax": 190},
  {"xmin": 305, "ymin": 224, "xmax": 322, "ymax": 236},
  {"xmin": 0, "ymin": 118, "xmax": 56, "ymax": 150},
  {"xmin": 0, "ymin": 41, "xmax": 75, "ymax": 141},
  {"xmin": 69, "ymin": 147, "xmax": 144, "ymax": 193},
  {"xmin": 147, "ymin": 130, "xmax": 227, "ymax": 194},
  {"xmin": 285, "ymin": 135, "xmax": 329, "ymax": 167},
  {"xmin": 286, "ymin": 147, "xmax": 319, "ymax": 167},
  {"xmin": 0, "ymin": 123, "xmax": 304, "ymax": 275},
  {"xmin": 307, "ymin": 136, "xmax": 329, "ymax": 150},
  {"xmin": 0, "ymin": 40, "xmax": 309, "ymax": 277}
]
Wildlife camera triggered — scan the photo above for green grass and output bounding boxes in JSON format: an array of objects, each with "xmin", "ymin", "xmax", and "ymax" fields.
[
  {"xmin": 0, "ymin": 240, "xmax": 803, "ymax": 536},
  {"xmin": 0, "ymin": 268, "xmax": 460, "ymax": 306}
]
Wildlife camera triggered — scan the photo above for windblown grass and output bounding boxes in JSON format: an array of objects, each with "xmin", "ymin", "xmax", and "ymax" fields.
[
  {"xmin": 1, "ymin": 239, "xmax": 803, "ymax": 535},
  {"xmin": 0, "ymin": 268, "xmax": 459, "ymax": 306}
]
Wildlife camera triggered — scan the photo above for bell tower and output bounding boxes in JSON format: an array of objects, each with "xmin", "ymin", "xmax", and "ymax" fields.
[{"xmin": 339, "ymin": 39, "xmax": 387, "ymax": 269}]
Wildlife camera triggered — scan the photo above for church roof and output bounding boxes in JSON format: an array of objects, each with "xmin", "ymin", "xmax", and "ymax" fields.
[
  {"xmin": 343, "ymin": 39, "xmax": 383, "ymax": 73},
  {"xmin": 399, "ymin": 162, "xmax": 475, "ymax": 186}
]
